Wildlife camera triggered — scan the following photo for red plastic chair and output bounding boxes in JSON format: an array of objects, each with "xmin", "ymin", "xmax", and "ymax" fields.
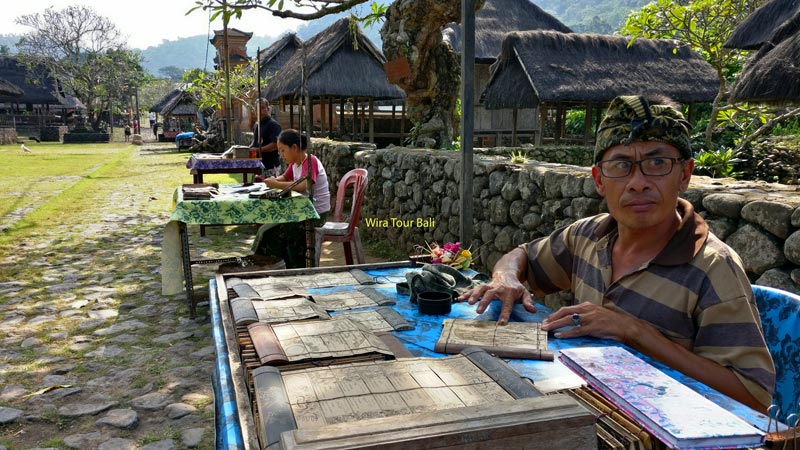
[{"xmin": 314, "ymin": 168, "xmax": 369, "ymax": 266}]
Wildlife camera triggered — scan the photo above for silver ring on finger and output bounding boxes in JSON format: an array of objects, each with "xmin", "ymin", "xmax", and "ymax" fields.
[{"xmin": 572, "ymin": 313, "xmax": 581, "ymax": 327}]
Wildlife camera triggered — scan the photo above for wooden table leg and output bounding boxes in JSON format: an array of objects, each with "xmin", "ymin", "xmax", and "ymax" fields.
[
  {"xmin": 179, "ymin": 222, "xmax": 196, "ymax": 318},
  {"xmin": 305, "ymin": 219, "xmax": 316, "ymax": 268}
]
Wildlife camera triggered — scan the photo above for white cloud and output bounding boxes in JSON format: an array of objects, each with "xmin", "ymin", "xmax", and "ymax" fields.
[{"xmin": 0, "ymin": 0, "xmax": 302, "ymax": 49}]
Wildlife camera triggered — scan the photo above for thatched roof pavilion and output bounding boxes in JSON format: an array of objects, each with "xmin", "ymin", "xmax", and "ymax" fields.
[
  {"xmin": 265, "ymin": 18, "xmax": 404, "ymax": 101},
  {"xmin": 724, "ymin": 0, "xmax": 800, "ymax": 50},
  {"xmin": 731, "ymin": 13, "xmax": 800, "ymax": 103},
  {"xmin": 0, "ymin": 57, "xmax": 78, "ymax": 106},
  {"xmin": 483, "ymin": 31, "xmax": 719, "ymax": 109},
  {"xmin": 150, "ymin": 89, "xmax": 182, "ymax": 114},
  {"xmin": 258, "ymin": 33, "xmax": 302, "ymax": 78},
  {"xmin": 0, "ymin": 78, "xmax": 23, "ymax": 97},
  {"xmin": 264, "ymin": 17, "xmax": 404, "ymax": 143},
  {"xmin": 442, "ymin": 0, "xmax": 572, "ymax": 63},
  {"xmin": 480, "ymin": 31, "xmax": 718, "ymax": 145}
]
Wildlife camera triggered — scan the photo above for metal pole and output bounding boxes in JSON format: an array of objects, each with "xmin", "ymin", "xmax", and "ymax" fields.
[{"xmin": 460, "ymin": 0, "xmax": 475, "ymax": 247}]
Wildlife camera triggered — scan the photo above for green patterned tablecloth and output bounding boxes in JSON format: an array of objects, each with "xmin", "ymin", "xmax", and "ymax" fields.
[
  {"xmin": 161, "ymin": 184, "xmax": 319, "ymax": 295},
  {"xmin": 169, "ymin": 184, "xmax": 319, "ymax": 225}
]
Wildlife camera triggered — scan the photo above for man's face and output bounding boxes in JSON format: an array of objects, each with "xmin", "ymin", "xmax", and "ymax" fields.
[
  {"xmin": 592, "ymin": 141, "xmax": 693, "ymax": 232},
  {"xmin": 259, "ymin": 101, "xmax": 269, "ymax": 117}
]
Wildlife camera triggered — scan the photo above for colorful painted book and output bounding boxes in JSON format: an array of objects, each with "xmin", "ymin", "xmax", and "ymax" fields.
[{"xmin": 559, "ymin": 347, "xmax": 765, "ymax": 449}]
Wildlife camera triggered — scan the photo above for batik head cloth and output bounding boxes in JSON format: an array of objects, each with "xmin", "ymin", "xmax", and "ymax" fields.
[{"xmin": 594, "ymin": 95, "xmax": 692, "ymax": 163}]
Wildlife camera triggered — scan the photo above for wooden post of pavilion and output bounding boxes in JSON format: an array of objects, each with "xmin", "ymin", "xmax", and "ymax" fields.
[{"xmin": 368, "ymin": 98, "xmax": 374, "ymax": 144}]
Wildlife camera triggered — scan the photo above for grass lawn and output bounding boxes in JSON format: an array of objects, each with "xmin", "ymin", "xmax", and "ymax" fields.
[{"xmin": 0, "ymin": 141, "xmax": 250, "ymax": 272}]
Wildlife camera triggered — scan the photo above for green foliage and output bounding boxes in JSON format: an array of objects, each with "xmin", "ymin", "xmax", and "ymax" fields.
[
  {"xmin": 694, "ymin": 148, "xmax": 742, "ymax": 178},
  {"xmin": 535, "ymin": 0, "xmax": 651, "ymax": 33},
  {"xmin": 183, "ymin": 62, "xmax": 271, "ymax": 114},
  {"xmin": 510, "ymin": 150, "xmax": 529, "ymax": 164},
  {"xmin": 352, "ymin": 1, "xmax": 389, "ymax": 28},
  {"xmin": 565, "ymin": 110, "xmax": 586, "ymax": 136},
  {"xmin": 771, "ymin": 118, "xmax": 800, "ymax": 136},
  {"xmin": 158, "ymin": 65, "xmax": 185, "ymax": 80},
  {"xmin": 621, "ymin": 0, "xmax": 764, "ymax": 145}
]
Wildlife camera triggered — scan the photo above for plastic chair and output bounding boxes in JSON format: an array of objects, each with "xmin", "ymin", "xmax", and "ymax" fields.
[
  {"xmin": 314, "ymin": 168, "xmax": 368, "ymax": 266},
  {"xmin": 751, "ymin": 284, "xmax": 800, "ymax": 421}
]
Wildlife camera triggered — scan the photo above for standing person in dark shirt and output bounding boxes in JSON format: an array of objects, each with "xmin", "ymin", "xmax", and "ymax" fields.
[{"xmin": 250, "ymin": 98, "xmax": 282, "ymax": 178}]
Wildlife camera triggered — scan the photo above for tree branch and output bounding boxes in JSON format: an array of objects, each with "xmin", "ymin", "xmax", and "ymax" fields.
[{"xmin": 735, "ymin": 107, "xmax": 800, "ymax": 152}]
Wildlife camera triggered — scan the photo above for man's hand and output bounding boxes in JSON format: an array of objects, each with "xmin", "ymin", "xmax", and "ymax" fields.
[
  {"xmin": 542, "ymin": 302, "xmax": 633, "ymax": 343},
  {"xmin": 458, "ymin": 272, "xmax": 537, "ymax": 325}
]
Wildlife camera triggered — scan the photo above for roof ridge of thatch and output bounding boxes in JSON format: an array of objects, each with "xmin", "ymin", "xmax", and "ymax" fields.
[
  {"xmin": 443, "ymin": 0, "xmax": 572, "ymax": 62},
  {"xmin": 724, "ymin": 0, "xmax": 800, "ymax": 50},
  {"xmin": 0, "ymin": 77, "xmax": 24, "ymax": 97},
  {"xmin": 0, "ymin": 55, "xmax": 72, "ymax": 105},
  {"xmin": 150, "ymin": 89, "xmax": 182, "ymax": 113},
  {"xmin": 259, "ymin": 33, "xmax": 303, "ymax": 65},
  {"xmin": 162, "ymin": 90, "xmax": 198, "ymax": 116},
  {"xmin": 482, "ymin": 30, "xmax": 718, "ymax": 108}
]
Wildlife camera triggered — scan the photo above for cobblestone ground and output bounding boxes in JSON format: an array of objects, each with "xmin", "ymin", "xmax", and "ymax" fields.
[{"xmin": 0, "ymin": 145, "xmax": 257, "ymax": 450}]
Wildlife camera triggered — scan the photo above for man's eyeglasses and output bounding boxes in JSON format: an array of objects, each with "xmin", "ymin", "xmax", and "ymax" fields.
[{"xmin": 596, "ymin": 157, "xmax": 684, "ymax": 178}]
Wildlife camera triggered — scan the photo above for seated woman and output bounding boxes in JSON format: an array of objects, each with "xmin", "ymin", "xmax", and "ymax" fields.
[{"xmin": 252, "ymin": 129, "xmax": 331, "ymax": 268}]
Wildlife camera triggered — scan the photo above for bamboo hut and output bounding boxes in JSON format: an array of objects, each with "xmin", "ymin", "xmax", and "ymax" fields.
[
  {"xmin": 263, "ymin": 17, "xmax": 405, "ymax": 145},
  {"xmin": 153, "ymin": 90, "xmax": 204, "ymax": 141},
  {"xmin": 729, "ymin": 1, "xmax": 800, "ymax": 103},
  {"xmin": 723, "ymin": 0, "xmax": 800, "ymax": 50},
  {"xmin": 442, "ymin": 0, "xmax": 572, "ymax": 146},
  {"xmin": 481, "ymin": 31, "xmax": 719, "ymax": 145}
]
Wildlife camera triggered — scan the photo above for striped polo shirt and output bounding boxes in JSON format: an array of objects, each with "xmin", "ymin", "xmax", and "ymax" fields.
[{"xmin": 522, "ymin": 198, "xmax": 776, "ymax": 408}]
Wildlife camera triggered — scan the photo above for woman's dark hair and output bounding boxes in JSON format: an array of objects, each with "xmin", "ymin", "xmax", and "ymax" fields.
[{"xmin": 278, "ymin": 129, "xmax": 308, "ymax": 150}]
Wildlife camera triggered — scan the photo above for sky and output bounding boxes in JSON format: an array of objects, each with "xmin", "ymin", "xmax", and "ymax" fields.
[{"xmin": 0, "ymin": 0, "xmax": 305, "ymax": 49}]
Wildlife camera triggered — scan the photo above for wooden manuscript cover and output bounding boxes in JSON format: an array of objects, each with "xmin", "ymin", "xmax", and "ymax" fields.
[
  {"xmin": 247, "ymin": 317, "xmax": 394, "ymax": 366},
  {"xmin": 230, "ymin": 296, "xmax": 330, "ymax": 326},
  {"xmin": 250, "ymin": 348, "xmax": 542, "ymax": 447},
  {"xmin": 435, "ymin": 319, "xmax": 554, "ymax": 361}
]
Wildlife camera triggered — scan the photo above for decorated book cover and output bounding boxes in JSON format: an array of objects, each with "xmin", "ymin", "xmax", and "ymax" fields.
[{"xmin": 559, "ymin": 347, "xmax": 765, "ymax": 449}]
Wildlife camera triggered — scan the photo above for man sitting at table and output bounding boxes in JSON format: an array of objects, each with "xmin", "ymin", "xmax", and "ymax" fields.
[
  {"xmin": 250, "ymin": 98, "xmax": 282, "ymax": 177},
  {"xmin": 460, "ymin": 95, "xmax": 776, "ymax": 412}
]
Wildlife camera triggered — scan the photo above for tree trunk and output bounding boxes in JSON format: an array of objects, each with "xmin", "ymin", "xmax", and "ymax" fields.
[
  {"xmin": 381, "ymin": 0, "xmax": 484, "ymax": 149},
  {"xmin": 703, "ymin": 69, "xmax": 726, "ymax": 151}
]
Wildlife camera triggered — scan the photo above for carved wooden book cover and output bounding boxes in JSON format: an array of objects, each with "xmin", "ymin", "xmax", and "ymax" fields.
[
  {"xmin": 246, "ymin": 317, "xmax": 396, "ymax": 366},
  {"xmin": 434, "ymin": 319, "xmax": 553, "ymax": 361},
  {"xmin": 230, "ymin": 296, "xmax": 330, "ymax": 326},
  {"xmin": 251, "ymin": 348, "xmax": 545, "ymax": 449},
  {"xmin": 333, "ymin": 307, "xmax": 414, "ymax": 332}
]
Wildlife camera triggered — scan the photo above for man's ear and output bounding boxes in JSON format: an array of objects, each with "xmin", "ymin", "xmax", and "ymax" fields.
[
  {"xmin": 679, "ymin": 159, "xmax": 694, "ymax": 192},
  {"xmin": 592, "ymin": 166, "xmax": 606, "ymax": 196}
]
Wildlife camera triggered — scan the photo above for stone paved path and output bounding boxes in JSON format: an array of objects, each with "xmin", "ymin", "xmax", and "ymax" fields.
[
  {"xmin": 0, "ymin": 144, "xmax": 389, "ymax": 450},
  {"xmin": 0, "ymin": 147, "xmax": 231, "ymax": 450}
]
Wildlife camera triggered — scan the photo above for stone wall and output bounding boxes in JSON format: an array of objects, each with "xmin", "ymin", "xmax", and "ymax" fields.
[
  {"xmin": 309, "ymin": 141, "xmax": 800, "ymax": 306},
  {"xmin": 311, "ymin": 139, "xmax": 376, "ymax": 199}
]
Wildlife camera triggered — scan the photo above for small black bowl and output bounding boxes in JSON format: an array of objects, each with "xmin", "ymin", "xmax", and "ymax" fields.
[{"xmin": 417, "ymin": 291, "xmax": 452, "ymax": 315}]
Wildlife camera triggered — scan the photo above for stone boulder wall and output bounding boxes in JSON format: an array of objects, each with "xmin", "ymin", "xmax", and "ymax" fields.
[
  {"xmin": 308, "ymin": 140, "xmax": 800, "ymax": 306},
  {"xmin": 312, "ymin": 139, "xmax": 376, "ymax": 199}
]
